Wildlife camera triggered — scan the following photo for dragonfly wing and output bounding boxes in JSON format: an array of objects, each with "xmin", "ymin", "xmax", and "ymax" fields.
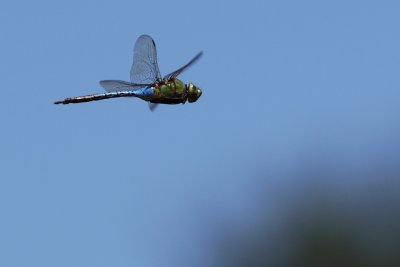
[
  {"xmin": 163, "ymin": 52, "xmax": 203, "ymax": 81},
  {"xmin": 148, "ymin": 102, "xmax": 158, "ymax": 111},
  {"xmin": 99, "ymin": 80, "xmax": 150, "ymax": 93},
  {"xmin": 130, "ymin": 35, "xmax": 162, "ymax": 84}
]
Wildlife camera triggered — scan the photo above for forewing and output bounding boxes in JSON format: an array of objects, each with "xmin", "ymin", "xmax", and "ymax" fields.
[
  {"xmin": 99, "ymin": 80, "xmax": 148, "ymax": 93},
  {"xmin": 163, "ymin": 52, "xmax": 203, "ymax": 81},
  {"xmin": 130, "ymin": 35, "xmax": 162, "ymax": 84}
]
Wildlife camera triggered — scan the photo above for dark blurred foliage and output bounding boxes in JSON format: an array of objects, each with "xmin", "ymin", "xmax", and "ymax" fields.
[{"xmin": 215, "ymin": 159, "xmax": 400, "ymax": 267}]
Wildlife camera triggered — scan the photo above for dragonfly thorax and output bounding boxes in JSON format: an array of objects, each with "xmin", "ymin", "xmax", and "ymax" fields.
[
  {"xmin": 152, "ymin": 79, "xmax": 201, "ymax": 104},
  {"xmin": 158, "ymin": 79, "xmax": 186, "ymax": 97}
]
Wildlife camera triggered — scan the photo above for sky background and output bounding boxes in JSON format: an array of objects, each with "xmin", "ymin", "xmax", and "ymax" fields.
[{"xmin": 1, "ymin": 0, "xmax": 400, "ymax": 266}]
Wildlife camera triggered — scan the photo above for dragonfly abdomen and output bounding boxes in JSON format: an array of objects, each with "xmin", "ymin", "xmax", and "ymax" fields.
[{"xmin": 54, "ymin": 91, "xmax": 140, "ymax": 105}]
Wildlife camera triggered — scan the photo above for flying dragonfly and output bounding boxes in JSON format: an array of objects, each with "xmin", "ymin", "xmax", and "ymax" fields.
[{"xmin": 54, "ymin": 34, "xmax": 203, "ymax": 110}]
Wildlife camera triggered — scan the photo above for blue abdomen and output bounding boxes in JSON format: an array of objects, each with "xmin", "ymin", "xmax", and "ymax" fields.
[{"xmin": 133, "ymin": 87, "xmax": 154, "ymax": 96}]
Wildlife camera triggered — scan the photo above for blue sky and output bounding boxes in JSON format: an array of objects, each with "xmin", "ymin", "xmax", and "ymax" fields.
[{"xmin": 1, "ymin": 1, "xmax": 400, "ymax": 266}]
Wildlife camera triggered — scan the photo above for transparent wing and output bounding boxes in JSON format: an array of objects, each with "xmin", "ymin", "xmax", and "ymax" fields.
[
  {"xmin": 163, "ymin": 52, "xmax": 203, "ymax": 81},
  {"xmin": 148, "ymin": 102, "xmax": 158, "ymax": 111},
  {"xmin": 99, "ymin": 80, "xmax": 150, "ymax": 93},
  {"xmin": 130, "ymin": 35, "xmax": 162, "ymax": 84}
]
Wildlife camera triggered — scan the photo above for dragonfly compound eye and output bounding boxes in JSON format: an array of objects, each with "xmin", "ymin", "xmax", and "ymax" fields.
[{"xmin": 187, "ymin": 83, "xmax": 202, "ymax": 103}]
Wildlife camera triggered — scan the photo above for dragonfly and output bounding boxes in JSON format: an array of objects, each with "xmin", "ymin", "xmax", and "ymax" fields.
[{"xmin": 54, "ymin": 34, "xmax": 203, "ymax": 110}]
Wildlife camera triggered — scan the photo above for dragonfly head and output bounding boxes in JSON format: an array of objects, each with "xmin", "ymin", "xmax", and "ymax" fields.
[{"xmin": 187, "ymin": 83, "xmax": 202, "ymax": 103}]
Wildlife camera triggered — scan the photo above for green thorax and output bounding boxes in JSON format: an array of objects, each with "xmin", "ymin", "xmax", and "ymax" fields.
[{"xmin": 155, "ymin": 79, "xmax": 186, "ymax": 98}]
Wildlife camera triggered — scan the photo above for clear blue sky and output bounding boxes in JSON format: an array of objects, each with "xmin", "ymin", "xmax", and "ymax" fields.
[{"xmin": 1, "ymin": 1, "xmax": 400, "ymax": 266}]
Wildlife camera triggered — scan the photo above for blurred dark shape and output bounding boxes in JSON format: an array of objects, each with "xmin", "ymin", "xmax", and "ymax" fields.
[{"xmin": 215, "ymin": 163, "xmax": 400, "ymax": 267}]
